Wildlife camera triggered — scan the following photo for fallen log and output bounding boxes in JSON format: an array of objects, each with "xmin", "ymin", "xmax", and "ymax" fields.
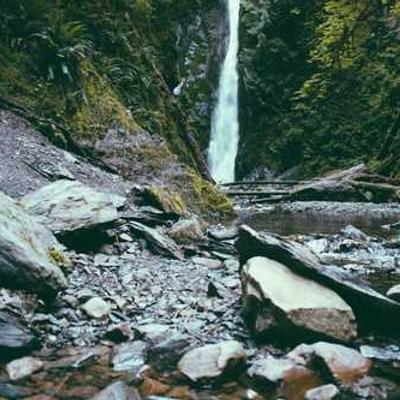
[
  {"xmin": 237, "ymin": 225, "xmax": 400, "ymax": 335},
  {"xmin": 222, "ymin": 190, "xmax": 291, "ymax": 197}
]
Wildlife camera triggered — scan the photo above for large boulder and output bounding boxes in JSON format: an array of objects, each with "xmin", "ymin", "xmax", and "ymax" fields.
[
  {"xmin": 0, "ymin": 191, "xmax": 67, "ymax": 299},
  {"xmin": 20, "ymin": 180, "xmax": 125, "ymax": 235},
  {"xmin": 242, "ymin": 257, "xmax": 357, "ymax": 342},
  {"xmin": 237, "ymin": 226, "xmax": 400, "ymax": 334}
]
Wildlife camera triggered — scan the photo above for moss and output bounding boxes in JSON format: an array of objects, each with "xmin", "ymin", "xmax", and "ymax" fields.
[
  {"xmin": 71, "ymin": 66, "xmax": 139, "ymax": 139},
  {"xmin": 48, "ymin": 247, "xmax": 71, "ymax": 269},
  {"xmin": 187, "ymin": 170, "xmax": 235, "ymax": 217},
  {"xmin": 146, "ymin": 186, "xmax": 188, "ymax": 216}
]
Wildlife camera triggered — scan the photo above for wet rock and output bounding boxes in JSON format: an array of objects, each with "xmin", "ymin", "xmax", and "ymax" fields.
[
  {"xmin": 305, "ymin": 384, "xmax": 339, "ymax": 400},
  {"xmin": 0, "ymin": 191, "xmax": 67, "ymax": 299},
  {"xmin": 20, "ymin": 180, "xmax": 125, "ymax": 234},
  {"xmin": 237, "ymin": 225, "xmax": 400, "ymax": 333},
  {"xmin": 192, "ymin": 257, "xmax": 222, "ymax": 269},
  {"xmin": 168, "ymin": 218, "xmax": 204, "ymax": 244},
  {"xmin": 241, "ymin": 256, "xmax": 357, "ymax": 342},
  {"xmin": 386, "ymin": 284, "xmax": 400, "ymax": 302},
  {"xmin": 111, "ymin": 341, "xmax": 147, "ymax": 374},
  {"xmin": 288, "ymin": 342, "xmax": 372, "ymax": 385},
  {"xmin": 129, "ymin": 222, "xmax": 183, "ymax": 259},
  {"xmin": 6, "ymin": 356, "xmax": 44, "ymax": 381},
  {"xmin": 178, "ymin": 340, "xmax": 246, "ymax": 382},
  {"xmin": 0, "ymin": 312, "xmax": 38, "ymax": 359},
  {"xmin": 82, "ymin": 297, "xmax": 111, "ymax": 319},
  {"xmin": 91, "ymin": 381, "xmax": 141, "ymax": 400}
]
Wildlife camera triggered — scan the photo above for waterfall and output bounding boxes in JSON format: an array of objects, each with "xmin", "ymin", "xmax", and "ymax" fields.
[{"xmin": 208, "ymin": 0, "xmax": 240, "ymax": 184}]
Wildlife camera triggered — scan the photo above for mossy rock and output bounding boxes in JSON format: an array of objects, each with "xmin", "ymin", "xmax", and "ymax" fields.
[{"xmin": 144, "ymin": 186, "xmax": 188, "ymax": 216}]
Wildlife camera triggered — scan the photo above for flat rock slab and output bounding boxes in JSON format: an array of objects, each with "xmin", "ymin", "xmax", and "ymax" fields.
[
  {"xmin": 20, "ymin": 180, "xmax": 125, "ymax": 234},
  {"xmin": 178, "ymin": 340, "xmax": 246, "ymax": 382},
  {"xmin": 130, "ymin": 222, "xmax": 183, "ymax": 260},
  {"xmin": 242, "ymin": 256, "xmax": 357, "ymax": 342},
  {"xmin": 237, "ymin": 225, "xmax": 400, "ymax": 334},
  {"xmin": 111, "ymin": 341, "xmax": 147, "ymax": 374},
  {"xmin": 0, "ymin": 191, "xmax": 67, "ymax": 299}
]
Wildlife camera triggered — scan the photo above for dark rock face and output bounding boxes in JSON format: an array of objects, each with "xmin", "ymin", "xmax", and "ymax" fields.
[
  {"xmin": 0, "ymin": 312, "xmax": 38, "ymax": 360},
  {"xmin": 0, "ymin": 191, "xmax": 67, "ymax": 299}
]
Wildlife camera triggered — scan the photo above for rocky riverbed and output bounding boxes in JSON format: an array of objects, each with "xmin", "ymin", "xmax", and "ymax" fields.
[{"xmin": 2, "ymin": 113, "xmax": 400, "ymax": 400}]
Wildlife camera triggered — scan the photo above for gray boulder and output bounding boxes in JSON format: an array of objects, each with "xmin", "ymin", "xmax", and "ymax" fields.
[
  {"xmin": 0, "ymin": 191, "xmax": 67, "ymax": 299},
  {"xmin": 242, "ymin": 256, "xmax": 357, "ymax": 342},
  {"xmin": 91, "ymin": 381, "xmax": 141, "ymax": 400},
  {"xmin": 20, "ymin": 180, "xmax": 125, "ymax": 234}
]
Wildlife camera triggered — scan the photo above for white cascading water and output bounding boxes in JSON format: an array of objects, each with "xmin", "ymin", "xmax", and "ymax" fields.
[{"xmin": 208, "ymin": 0, "xmax": 240, "ymax": 184}]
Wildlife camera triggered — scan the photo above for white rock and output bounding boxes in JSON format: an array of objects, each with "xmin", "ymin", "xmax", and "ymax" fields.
[
  {"xmin": 288, "ymin": 342, "xmax": 371, "ymax": 385},
  {"xmin": 192, "ymin": 257, "xmax": 222, "ymax": 269},
  {"xmin": 82, "ymin": 297, "xmax": 111, "ymax": 319},
  {"xmin": 247, "ymin": 356, "xmax": 297, "ymax": 383},
  {"xmin": 241, "ymin": 257, "xmax": 357, "ymax": 341},
  {"xmin": 305, "ymin": 384, "xmax": 339, "ymax": 400},
  {"xmin": 178, "ymin": 340, "xmax": 246, "ymax": 381},
  {"xmin": 6, "ymin": 356, "xmax": 44, "ymax": 380}
]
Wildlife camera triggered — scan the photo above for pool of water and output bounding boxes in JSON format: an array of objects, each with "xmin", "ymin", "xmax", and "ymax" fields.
[{"xmin": 238, "ymin": 202, "xmax": 400, "ymax": 237}]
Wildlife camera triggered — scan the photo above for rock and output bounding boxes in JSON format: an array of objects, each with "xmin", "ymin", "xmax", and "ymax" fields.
[
  {"xmin": 168, "ymin": 218, "xmax": 204, "ymax": 244},
  {"xmin": 0, "ymin": 313, "xmax": 37, "ymax": 360},
  {"xmin": 305, "ymin": 384, "xmax": 339, "ymax": 400},
  {"xmin": 82, "ymin": 297, "xmax": 111, "ymax": 319},
  {"xmin": 247, "ymin": 356, "xmax": 298, "ymax": 384},
  {"xmin": 288, "ymin": 342, "xmax": 372, "ymax": 385},
  {"xmin": 20, "ymin": 180, "xmax": 125, "ymax": 234},
  {"xmin": 120, "ymin": 233, "xmax": 133, "ymax": 242},
  {"xmin": 135, "ymin": 324, "xmax": 170, "ymax": 344},
  {"xmin": 360, "ymin": 345, "xmax": 400, "ymax": 362},
  {"xmin": 0, "ymin": 191, "xmax": 67, "ymax": 299},
  {"xmin": 6, "ymin": 356, "xmax": 44, "ymax": 381},
  {"xmin": 237, "ymin": 225, "xmax": 400, "ymax": 333},
  {"xmin": 340, "ymin": 225, "xmax": 369, "ymax": 241},
  {"xmin": 111, "ymin": 341, "xmax": 148, "ymax": 374},
  {"xmin": 192, "ymin": 257, "xmax": 222, "ymax": 269},
  {"xmin": 148, "ymin": 333, "xmax": 191, "ymax": 370},
  {"xmin": 386, "ymin": 285, "xmax": 400, "ymax": 302},
  {"xmin": 129, "ymin": 222, "xmax": 183, "ymax": 260},
  {"xmin": 241, "ymin": 256, "xmax": 357, "ymax": 342},
  {"xmin": 208, "ymin": 227, "xmax": 239, "ymax": 241},
  {"xmin": 177, "ymin": 340, "xmax": 246, "ymax": 382},
  {"xmin": 91, "ymin": 381, "xmax": 141, "ymax": 400}
]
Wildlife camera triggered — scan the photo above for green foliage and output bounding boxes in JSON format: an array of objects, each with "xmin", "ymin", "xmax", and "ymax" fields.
[{"xmin": 239, "ymin": 0, "xmax": 400, "ymax": 178}]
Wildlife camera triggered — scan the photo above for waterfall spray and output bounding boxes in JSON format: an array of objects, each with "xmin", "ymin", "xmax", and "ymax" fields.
[{"xmin": 208, "ymin": 0, "xmax": 240, "ymax": 184}]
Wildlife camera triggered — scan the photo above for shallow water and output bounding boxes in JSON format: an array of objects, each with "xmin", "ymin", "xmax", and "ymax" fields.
[{"xmin": 239, "ymin": 203, "xmax": 400, "ymax": 237}]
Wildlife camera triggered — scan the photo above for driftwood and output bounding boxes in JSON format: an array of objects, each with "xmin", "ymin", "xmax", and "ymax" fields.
[
  {"xmin": 237, "ymin": 225, "xmax": 400, "ymax": 335},
  {"xmin": 222, "ymin": 190, "xmax": 291, "ymax": 197}
]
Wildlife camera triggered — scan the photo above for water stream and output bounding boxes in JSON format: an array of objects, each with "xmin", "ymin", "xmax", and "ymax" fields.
[{"xmin": 208, "ymin": 0, "xmax": 240, "ymax": 184}]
